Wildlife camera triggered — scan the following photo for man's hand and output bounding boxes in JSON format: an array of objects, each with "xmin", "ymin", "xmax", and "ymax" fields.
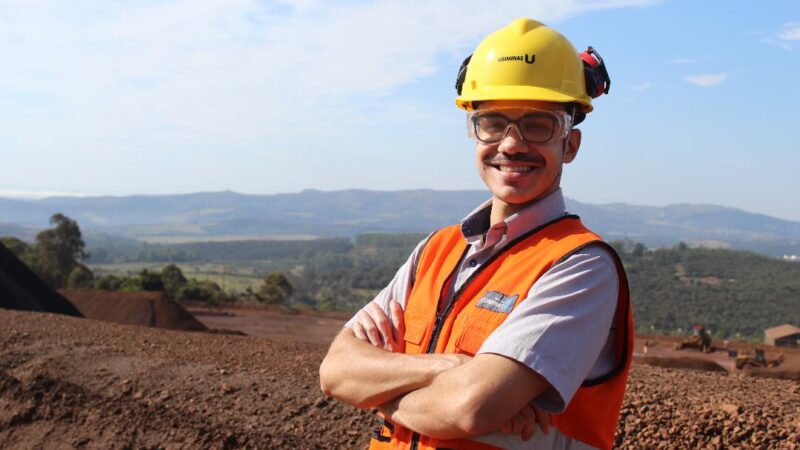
[
  {"xmin": 499, "ymin": 403, "xmax": 551, "ymax": 441},
  {"xmin": 352, "ymin": 300, "xmax": 406, "ymax": 352}
]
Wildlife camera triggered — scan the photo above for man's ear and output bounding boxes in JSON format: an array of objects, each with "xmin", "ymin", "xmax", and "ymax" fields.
[{"xmin": 563, "ymin": 129, "xmax": 582, "ymax": 163}]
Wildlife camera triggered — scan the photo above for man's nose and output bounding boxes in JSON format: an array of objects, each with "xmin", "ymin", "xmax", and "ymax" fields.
[{"xmin": 497, "ymin": 124, "xmax": 529, "ymax": 154}]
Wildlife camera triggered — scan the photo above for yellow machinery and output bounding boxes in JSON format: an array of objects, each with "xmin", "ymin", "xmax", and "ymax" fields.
[
  {"xmin": 731, "ymin": 348, "xmax": 784, "ymax": 370},
  {"xmin": 674, "ymin": 324, "xmax": 714, "ymax": 353}
]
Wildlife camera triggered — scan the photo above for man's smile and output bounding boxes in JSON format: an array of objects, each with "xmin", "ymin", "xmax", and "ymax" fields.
[
  {"xmin": 484, "ymin": 156, "xmax": 544, "ymax": 177},
  {"xmin": 491, "ymin": 164, "xmax": 534, "ymax": 173}
]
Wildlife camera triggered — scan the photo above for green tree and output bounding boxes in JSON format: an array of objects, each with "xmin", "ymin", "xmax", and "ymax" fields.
[
  {"xmin": 67, "ymin": 265, "xmax": 94, "ymax": 289},
  {"xmin": 35, "ymin": 214, "xmax": 88, "ymax": 287},
  {"xmin": 258, "ymin": 272, "xmax": 294, "ymax": 306},
  {"xmin": 94, "ymin": 274, "xmax": 125, "ymax": 291},
  {"xmin": 161, "ymin": 264, "xmax": 187, "ymax": 299},
  {"xmin": 0, "ymin": 237, "xmax": 32, "ymax": 258},
  {"xmin": 178, "ymin": 279, "xmax": 225, "ymax": 305},
  {"xmin": 122, "ymin": 269, "xmax": 164, "ymax": 292},
  {"xmin": 316, "ymin": 286, "xmax": 337, "ymax": 311}
]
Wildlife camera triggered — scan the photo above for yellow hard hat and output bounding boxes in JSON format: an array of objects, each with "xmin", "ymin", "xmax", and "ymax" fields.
[{"xmin": 455, "ymin": 18, "xmax": 607, "ymax": 114}]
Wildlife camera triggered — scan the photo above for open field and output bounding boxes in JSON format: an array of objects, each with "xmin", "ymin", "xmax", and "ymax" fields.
[
  {"xmin": 90, "ymin": 262, "xmax": 266, "ymax": 293},
  {"xmin": 3, "ymin": 308, "xmax": 798, "ymax": 449}
]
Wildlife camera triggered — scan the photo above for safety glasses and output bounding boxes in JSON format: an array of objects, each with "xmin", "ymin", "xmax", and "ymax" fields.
[{"xmin": 466, "ymin": 108, "xmax": 573, "ymax": 144}]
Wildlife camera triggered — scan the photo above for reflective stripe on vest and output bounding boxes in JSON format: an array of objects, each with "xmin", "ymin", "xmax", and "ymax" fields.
[{"xmin": 368, "ymin": 216, "xmax": 633, "ymax": 450}]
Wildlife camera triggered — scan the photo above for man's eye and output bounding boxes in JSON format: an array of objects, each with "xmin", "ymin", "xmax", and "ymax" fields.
[
  {"xmin": 479, "ymin": 119, "xmax": 507, "ymax": 132},
  {"xmin": 521, "ymin": 118, "xmax": 553, "ymax": 134},
  {"xmin": 522, "ymin": 123, "xmax": 549, "ymax": 133}
]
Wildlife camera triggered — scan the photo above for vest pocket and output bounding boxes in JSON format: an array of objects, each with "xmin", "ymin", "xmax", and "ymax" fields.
[
  {"xmin": 454, "ymin": 310, "xmax": 509, "ymax": 356},
  {"xmin": 453, "ymin": 316, "xmax": 492, "ymax": 356},
  {"xmin": 454, "ymin": 326, "xmax": 484, "ymax": 356},
  {"xmin": 404, "ymin": 313, "xmax": 429, "ymax": 346}
]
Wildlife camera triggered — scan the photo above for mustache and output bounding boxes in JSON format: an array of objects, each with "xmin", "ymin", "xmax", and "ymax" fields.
[{"xmin": 483, "ymin": 154, "xmax": 545, "ymax": 165}]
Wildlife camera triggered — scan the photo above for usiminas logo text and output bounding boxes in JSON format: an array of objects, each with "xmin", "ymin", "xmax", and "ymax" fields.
[{"xmin": 497, "ymin": 54, "xmax": 536, "ymax": 64}]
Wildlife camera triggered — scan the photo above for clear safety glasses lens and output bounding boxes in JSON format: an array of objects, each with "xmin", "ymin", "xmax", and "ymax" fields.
[{"xmin": 467, "ymin": 110, "xmax": 572, "ymax": 144}]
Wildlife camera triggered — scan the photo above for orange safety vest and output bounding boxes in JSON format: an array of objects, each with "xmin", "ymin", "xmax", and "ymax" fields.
[{"xmin": 369, "ymin": 215, "xmax": 633, "ymax": 450}]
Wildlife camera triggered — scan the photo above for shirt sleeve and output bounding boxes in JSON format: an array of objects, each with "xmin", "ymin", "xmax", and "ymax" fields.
[
  {"xmin": 476, "ymin": 243, "xmax": 620, "ymax": 413},
  {"xmin": 344, "ymin": 234, "xmax": 431, "ymax": 329}
]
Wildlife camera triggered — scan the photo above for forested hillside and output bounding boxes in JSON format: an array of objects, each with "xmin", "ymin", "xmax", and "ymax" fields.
[
  {"xmin": 616, "ymin": 242, "xmax": 800, "ymax": 339},
  {"xmin": 80, "ymin": 234, "xmax": 800, "ymax": 341}
]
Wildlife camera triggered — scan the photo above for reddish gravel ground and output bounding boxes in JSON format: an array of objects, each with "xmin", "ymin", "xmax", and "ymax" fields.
[
  {"xmin": 1, "ymin": 309, "xmax": 799, "ymax": 449},
  {"xmin": 187, "ymin": 306, "xmax": 347, "ymax": 343}
]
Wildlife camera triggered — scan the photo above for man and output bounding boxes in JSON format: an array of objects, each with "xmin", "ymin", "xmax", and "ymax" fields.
[{"xmin": 320, "ymin": 18, "xmax": 633, "ymax": 450}]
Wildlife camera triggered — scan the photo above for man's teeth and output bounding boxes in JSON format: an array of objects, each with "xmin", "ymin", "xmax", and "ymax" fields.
[{"xmin": 496, "ymin": 165, "xmax": 532, "ymax": 173}]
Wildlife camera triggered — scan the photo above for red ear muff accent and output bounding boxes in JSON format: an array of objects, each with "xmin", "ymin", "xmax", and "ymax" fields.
[{"xmin": 580, "ymin": 46, "xmax": 610, "ymax": 99}]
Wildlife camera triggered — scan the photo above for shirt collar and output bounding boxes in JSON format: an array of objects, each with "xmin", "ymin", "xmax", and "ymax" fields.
[{"xmin": 459, "ymin": 189, "xmax": 568, "ymax": 245}]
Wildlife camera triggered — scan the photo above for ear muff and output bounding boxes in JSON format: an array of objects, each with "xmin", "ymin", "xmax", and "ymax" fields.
[
  {"xmin": 455, "ymin": 54, "xmax": 472, "ymax": 96},
  {"xmin": 580, "ymin": 46, "xmax": 610, "ymax": 99}
]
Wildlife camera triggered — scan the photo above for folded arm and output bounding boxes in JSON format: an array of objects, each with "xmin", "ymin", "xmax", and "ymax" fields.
[
  {"xmin": 319, "ymin": 328, "xmax": 466, "ymax": 409},
  {"xmin": 380, "ymin": 352, "xmax": 550, "ymax": 440}
]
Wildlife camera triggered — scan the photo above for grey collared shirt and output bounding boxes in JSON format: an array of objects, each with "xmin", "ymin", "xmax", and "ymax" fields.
[{"xmin": 346, "ymin": 189, "xmax": 618, "ymax": 450}]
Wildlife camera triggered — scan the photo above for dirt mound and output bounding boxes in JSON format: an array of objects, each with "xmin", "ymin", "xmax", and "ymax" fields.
[
  {"xmin": 637, "ymin": 355, "xmax": 728, "ymax": 373},
  {"xmin": 0, "ymin": 243, "xmax": 81, "ymax": 317},
  {"xmin": 61, "ymin": 288, "xmax": 207, "ymax": 332},
  {"xmin": 745, "ymin": 367, "xmax": 800, "ymax": 381},
  {"xmin": 0, "ymin": 309, "xmax": 370, "ymax": 449},
  {"xmin": 1, "ymin": 309, "xmax": 799, "ymax": 449}
]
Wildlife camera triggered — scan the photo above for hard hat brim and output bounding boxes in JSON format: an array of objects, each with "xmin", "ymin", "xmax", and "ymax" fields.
[{"xmin": 455, "ymin": 85, "xmax": 593, "ymax": 113}]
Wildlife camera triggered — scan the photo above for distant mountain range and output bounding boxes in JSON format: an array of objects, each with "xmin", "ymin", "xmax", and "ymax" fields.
[{"xmin": 1, "ymin": 189, "xmax": 799, "ymax": 257}]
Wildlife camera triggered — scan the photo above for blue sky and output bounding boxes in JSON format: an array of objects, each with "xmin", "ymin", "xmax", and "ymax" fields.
[{"xmin": 2, "ymin": 0, "xmax": 799, "ymax": 220}]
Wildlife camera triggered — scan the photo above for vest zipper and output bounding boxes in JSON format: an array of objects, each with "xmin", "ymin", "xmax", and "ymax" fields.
[
  {"xmin": 411, "ymin": 246, "xmax": 469, "ymax": 450},
  {"xmin": 409, "ymin": 215, "xmax": 578, "ymax": 450}
]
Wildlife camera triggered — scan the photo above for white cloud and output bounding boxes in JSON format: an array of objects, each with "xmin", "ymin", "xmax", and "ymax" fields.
[
  {"xmin": 631, "ymin": 82, "xmax": 652, "ymax": 91},
  {"xmin": 683, "ymin": 73, "xmax": 727, "ymax": 87},
  {"xmin": 778, "ymin": 22, "xmax": 800, "ymax": 41},
  {"xmin": 0, "ymin": 0, "xmax": 661, "ymax": 149},
  {"xmin": 755, "ymin": 22, "xmax": 800, "ymax": 50},
  {"xmin": 667, "ymin": 58, "xmax": 695, "ymax": 65}
]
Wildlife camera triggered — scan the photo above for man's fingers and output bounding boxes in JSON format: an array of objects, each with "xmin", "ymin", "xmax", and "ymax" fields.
[
  {"xmin": 365, "ymin": 303, "xmax": 393, "ymax": 348},
  {"xmin": 510, "ymin": 413, "xmax": 525, "ymax": 434},
  {"xmin": 387, "ymin": 300, "xmax": 406, "ymax": 353},
  {"xmin": 533, "ymin": 405, "xmax": 551, "ymax": 435},
  {"xmin": 500, "ymin": 412, "xmax": 526, "ymax": 435},
  {"xmin": 520, "ymin": 404, "xmax": 536, "ymax": 441},
  {"xmin": 356, "ymin": 310, "xmax": 384, "ymax": 347},
  {"xmin": 389, "ymin": 300, "xmax": 405, "ymax": 342},
  {"xmin": 352, "ymin": 322, "xmax": 368, "ymax": 342}
]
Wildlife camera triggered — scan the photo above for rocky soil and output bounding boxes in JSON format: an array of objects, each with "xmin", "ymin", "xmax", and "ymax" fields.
[{"xmin": 1, "ymin": 309, "xmax": 798, "ymax": 450}]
